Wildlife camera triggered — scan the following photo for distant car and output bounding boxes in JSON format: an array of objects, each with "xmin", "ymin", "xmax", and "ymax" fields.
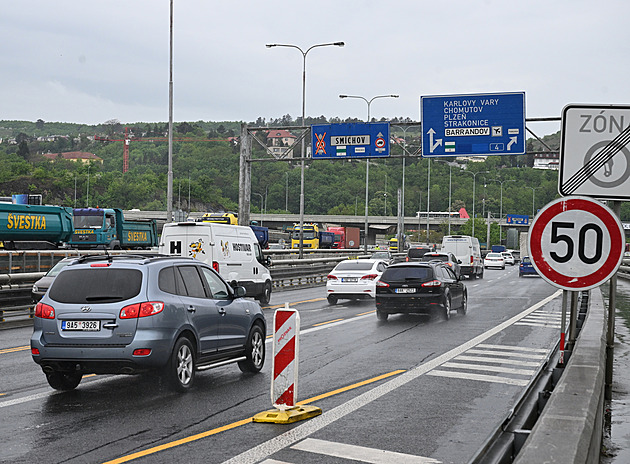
[
  {"xmin": 326, "ymin": 259, "xmax": 388, "ymax": 305},
  {"xmin": 375, "ymin": 262, "xmax": 467, "ymax": 321},
  {"xmin": 519, "ymin": 256, "xmax": 538, "ymax": 277},
  {"xmin": 501, "ymin": 252, "xmax": 515, "ymax": 266},
  {"xmin": 406, "ymin": 246, "xmax": 432, "ymax": 261},
  {"xmin": 31, "ymin": 254, "xmax": 266, "ymax": 392},
  {"xmin": 370, "ymin": 251, "xmax": 393, "ymax": 263},
  {"xmin": 421, "ymin": 252, "xmax": 462, "ymax": 278},
  {"xmin": 484, "ymin": 252, "xmax": 505, "ymax": 269},
  {"xmin": 31, "ymin": 257, "xmax": 76, "ymax": 302}
]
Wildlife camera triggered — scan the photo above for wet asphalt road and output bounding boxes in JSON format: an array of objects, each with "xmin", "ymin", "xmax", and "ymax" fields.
[{"xmin": 0, "ymin": 266, "xmax": 562, "ymax": 464}]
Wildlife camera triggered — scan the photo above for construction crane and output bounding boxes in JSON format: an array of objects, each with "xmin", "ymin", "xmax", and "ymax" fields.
[{"xmin": 94, "ymin": 127, "xmax": 230, "ymax": 173}]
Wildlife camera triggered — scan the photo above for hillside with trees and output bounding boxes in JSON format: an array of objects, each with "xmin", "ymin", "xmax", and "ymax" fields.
[{"xmin": 2, "ymin": 117, "xmax": 625, "ymax": 243}]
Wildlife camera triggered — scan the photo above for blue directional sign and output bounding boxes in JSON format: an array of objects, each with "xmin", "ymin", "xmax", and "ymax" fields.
[
  {"xmin": 311, "ymin": 122, "xmax": 390, "ymax": 159},
  {"xmin": 506, "ymin": 214, "xmax": 529, "ymax": 225},
  {"xmin": 421, "ymin": 92, "xmax": 526, "ymax": 157}
]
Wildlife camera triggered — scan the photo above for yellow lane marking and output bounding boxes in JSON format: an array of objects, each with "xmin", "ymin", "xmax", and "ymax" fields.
[
  {"xmin": 356, "ymin": 310, "xmax": 375, "ymax": 316},
  {"xmin": 101, "ymin": 369, "xmax": 406, "ymax": 464},
  {"xmin": 0, "ymin": 345, "xmax": 30, "ymax": 355},
  {"xmin": 313, "ymin": 319, "xmax": 344, "ymax": 327}
]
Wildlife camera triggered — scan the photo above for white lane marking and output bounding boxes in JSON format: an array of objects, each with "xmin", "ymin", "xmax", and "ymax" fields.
[
  {"xmin": 221, "ymin": 290, "xmax": 562, "ymax": 464},
  {"xmin": 427, "ymin": 370, "xmax": 530, "ymax": 386},
  {"xmin": 260, "ymin": 460, "xmax": 291, "ymax": 464},
  {"xmin": 291, "ymin": 437, "xmax": 441, "ymax": 463},
  {"xmin": 440, "ymin": 362, "xmax": 536, "ymax": 376},
  {"xmin": 514, "ymin": 322, "xmax": 561, "ymax": 328},
  {"xmin": 455, "ymin": 355, "xmax": 540, "ymax": 367},
  {"xmin": 477, "ymin": 344, "xmax": 548, "ymax": 353},
  {"xmin": 465, "ymin": 349, "xmax": 546, "ymax": 359}
]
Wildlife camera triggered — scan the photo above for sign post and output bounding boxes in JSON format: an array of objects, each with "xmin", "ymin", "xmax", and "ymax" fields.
[
  {"xmin": 421, "ymin": 92, "xmax": 525, "ymax": 157},
  {"xmin": 528, "ymin": 196, "xmax": 625, "ymax": 364}
]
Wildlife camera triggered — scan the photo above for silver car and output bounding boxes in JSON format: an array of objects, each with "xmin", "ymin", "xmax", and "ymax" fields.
[{"xmin": 31, "ymin": 254, "xmax": 266, "ymax": 392}]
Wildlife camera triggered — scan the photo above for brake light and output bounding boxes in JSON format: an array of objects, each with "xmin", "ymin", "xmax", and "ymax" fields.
[
  {"xmin": 120, "ymin": 302, "xmax": 164, "ymax": 319},
  {"xmin": 327, "ymin": 274, "xmax": 338, "ymax": 280},
  {"xmin": 133, "ymin": 348, "xmax": 152, "ymax": 356},
  {"xmin": 90, "ymin": 263, "xmax": 111, "ymax": 267},
  {"xmin": 35, "ymin": 302, "xmax": 55, "ymax": 319},
  {"xmin": 422, "ymin": 280, "xmax": 441, "ymax": 287},
  {"xmin": 361, "ymin": 274, "xmax": 378, "ymax": 280},
  {"xmin": 31, "ymin": 348, "xmax": 40, "ymax": 355},
  {"xmin": 470, "ymin": 256, "xmax": 473, "ymax": 265},
  {"xmin": 213, "ymin": 261, "xmax": 219, "ymax": 273},
  {"xmin": 376, "ymin": 280, "xmax": 390, "ymax": 287}
]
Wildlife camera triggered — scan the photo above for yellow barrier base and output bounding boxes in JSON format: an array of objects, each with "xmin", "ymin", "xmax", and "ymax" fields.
[{"xmin": 253, "ymin": 405, "xmax": 322, "ymax": 424}]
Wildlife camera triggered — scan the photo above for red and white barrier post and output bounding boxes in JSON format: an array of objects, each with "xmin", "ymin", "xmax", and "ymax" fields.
[{"xmin": 253, "ymin": 303, "xmax": 322, "ymax": 424}]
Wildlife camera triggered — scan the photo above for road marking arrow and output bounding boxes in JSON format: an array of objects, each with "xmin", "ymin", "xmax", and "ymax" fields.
[{"xmin": 428, "ymin": 128, "xmax": 442, "ymax": 153}]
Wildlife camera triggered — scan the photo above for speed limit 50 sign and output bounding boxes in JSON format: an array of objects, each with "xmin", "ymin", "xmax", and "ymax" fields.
[{"xmin": 528, "ymin": 196, "xmax": 624, "ymax": 290}]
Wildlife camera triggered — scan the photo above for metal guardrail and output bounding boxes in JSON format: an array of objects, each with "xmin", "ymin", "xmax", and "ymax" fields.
[{"xmin": 0, "ymin": 250, "xmax": 390, "ymax": 329}]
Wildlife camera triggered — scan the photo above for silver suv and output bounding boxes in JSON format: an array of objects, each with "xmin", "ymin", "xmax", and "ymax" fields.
[{"xmin": 31, "ymin": 254, "xmax": 266, "ymax": 392}]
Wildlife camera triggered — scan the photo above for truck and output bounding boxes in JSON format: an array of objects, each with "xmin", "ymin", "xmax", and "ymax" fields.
[
  {"xmin": 198, "ymin": 213, "xmax": 269, "ymax": 249},
  {"xmin": 519, "ymin": 232, "xmax": 529, "ymax": 262},
  {"xmin": 327, "ymin": 226, "xmax": 361, "ymax": 249},
  {"xmin": 70, "ymin": 208, "xmax": 158, "ymax": 250},
  {"xmin": 290, "ymin": 223, "xmax": 334, "ymax": 249},
  {"xmin": 0, "ymin": 204, "xmax": 74, "ymax": 250},
  {"xmin": 491, "ymin": 245, "xmax": 506, "ymax": 253}
]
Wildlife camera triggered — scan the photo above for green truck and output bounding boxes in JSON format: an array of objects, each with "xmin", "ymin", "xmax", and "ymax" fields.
[
  {"xmin": 0, "ymin": 204, "xmax": 157, "ymax": 250},
  {"xmin": 70, "ymin": 208, "xmax": 158, "ymax": 249}
]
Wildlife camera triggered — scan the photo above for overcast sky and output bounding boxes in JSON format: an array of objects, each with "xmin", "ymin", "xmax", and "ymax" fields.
[{"xmin": 2, "ymin": 1, "xmax": 628, "ymax": 137}]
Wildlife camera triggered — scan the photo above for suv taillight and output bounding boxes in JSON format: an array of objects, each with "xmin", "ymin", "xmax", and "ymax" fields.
[
  {"xmin": 35, "ymin": 302, "xmax": 55, "ymax": 319},
  {"xmin": 120, "ymin": 301, "xmax": 164, "ymax": 319}
]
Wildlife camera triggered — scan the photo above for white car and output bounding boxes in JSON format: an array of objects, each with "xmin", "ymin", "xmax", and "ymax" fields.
[
  {"xmin": 501, "ymin": 252, "xmax": 515, "ymax": 266},
  {"xmin": 484, "ymin": 252, "xmax": 505, "ymax": 269},
  {"xmin": 326, "ymin": 259, "xmax": 389, "ymax": 305}
]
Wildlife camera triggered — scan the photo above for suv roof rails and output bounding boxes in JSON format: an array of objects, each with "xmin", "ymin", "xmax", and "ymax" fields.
[{"xmin": 74, "ymin": 253, "xmax": 171, "ymax": 264}]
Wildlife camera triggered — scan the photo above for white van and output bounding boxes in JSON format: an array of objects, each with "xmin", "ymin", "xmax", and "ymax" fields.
[
  {"xmin": 159, "ymin": 222, "xmax": 273, "ymax": 305},
  {"xmin": 441, "ymin": 235, "xmax": 483, "ymax": 279}
]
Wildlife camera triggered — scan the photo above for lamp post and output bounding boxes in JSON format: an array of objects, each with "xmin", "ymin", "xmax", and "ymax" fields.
[
  {"xmin": 392, "ymin": 124, "xmax": 414, "ymax": 239},
  {"xmin": 488, "ymin": 179, "xmax": 516, "ymax": 243},
  {"xmin": 433, "ymin": 159, "xmax": 453, "ymax": 235},
  {"xmin": 339, "ymin": 94, "xmax": 398, "ymax": 252},
  {"xmin": 86, "ymin": 165, "xmax": 91, "ymax": 207},
  {"xmin": 252, "ymin": 192, "xmax": 264, "ymax": 226},
  {"xmin": 528, "ymin": 186, "xmax": 542, "ymax": 218},
  {"xmin": 461, "ymin": 170, "xmax": 488, "ymax": 237},
  {"xmin": 267, "ymin": 41, "xmax": 344, "ymax": 258}
]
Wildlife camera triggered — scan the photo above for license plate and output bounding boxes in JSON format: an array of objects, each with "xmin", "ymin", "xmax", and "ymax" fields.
[
  {"xmin": 341, "ymin": 277, "xmax": 358, "ymax": 283},
  {"xmin": 395, "ymin": 288, "xmax": 416, "ymax": 293},
  {"xmin": 62, "ymin": 320, "xmax": 100, "ymax": 331}
]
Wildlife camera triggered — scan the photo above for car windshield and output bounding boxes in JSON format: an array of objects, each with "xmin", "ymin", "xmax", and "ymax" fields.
[
  {"xmin": 407, "ymin": 248, "xmax": 429, "ymax": 258},
  {"xmin": 335, "ymin": 261, "xmax": 375, "ymax": 271},
  {"xmin": 522, "ymin": 257, "xmax": 532, "ymax": 264},
  {"xmin": 49, "ymin": 268, "xmax": 143, "ymax": 304},
  {"xmin": 486, "ymin": 253, "xmax": 502, "ymax": 258},
  {"xmin": 382, "ymin": 266, "xmax": 432, "ymax": 282}
]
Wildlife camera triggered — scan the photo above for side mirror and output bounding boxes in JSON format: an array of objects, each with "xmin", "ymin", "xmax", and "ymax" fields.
[
  {"xmin": 233, "ymin": 286, "xmax": 246, "ymax": 298},
  {"xmin": 458, "ymin": 259, "xmax": 462, "ymax": 264}
]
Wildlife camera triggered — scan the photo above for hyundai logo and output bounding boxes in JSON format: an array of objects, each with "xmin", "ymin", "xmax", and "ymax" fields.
[{"xmin": 81, "ymin": 306, "xmax": 92, "ymax": 313}]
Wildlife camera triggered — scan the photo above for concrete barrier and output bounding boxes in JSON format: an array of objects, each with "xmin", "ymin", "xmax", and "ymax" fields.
[{"xmin": 515, "ymin": 288, "xmax": 606, "ymax": 464}]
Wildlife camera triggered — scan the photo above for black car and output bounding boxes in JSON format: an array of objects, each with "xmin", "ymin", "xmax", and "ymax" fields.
[
  {"xmin": 420, "ymin": 251, "xmax": 462, "ymax": 278},
  {"xmin": 375, "ymin": 262, "xmax": 467, "ymax": 321}
]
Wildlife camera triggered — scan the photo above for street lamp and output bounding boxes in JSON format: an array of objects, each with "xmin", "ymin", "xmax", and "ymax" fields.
[
  {"xmin": 460, "ymin": 170, "xmax": 488, "ymax": 237},
  {"xmin": 339, "ymin": 93, "xmax": 399, "ymax": 252},
  {"xmin": 267, "ymin": 41, "xmax": 344, "ymax": 258},
  {"xmin": 528, "ymin": 186, "xmax": 542, "ymax": 218},
  {"xmin": 433, "ymin": 159, "xmax": 453, "ymax": 235},
  {"xmin": 488, "ymin": 178, "xmax": 516, "ymax": 243},
  {"xmin": 86, "ymin": 165, "xmax": 91, "ymax": 207},
  {"xmin": 252, "ymin": 192, "xmax": 264, "ymax": 226}
]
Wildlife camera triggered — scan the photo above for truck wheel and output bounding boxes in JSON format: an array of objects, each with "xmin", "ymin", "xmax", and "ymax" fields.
[
  {"xmin": 164, "ymin": 337, "xmax": 195, "ymax": 392},
  {"xmin": 45, "ymin": 370, "xmax": 82, "ymax": 391},
  {"xmin": 257, "ymin": 282, "xmax": 272, "ymax": 306},
  {"xmin": 238, "ymin": 324, "xmax": 265, "ymax": 373}
]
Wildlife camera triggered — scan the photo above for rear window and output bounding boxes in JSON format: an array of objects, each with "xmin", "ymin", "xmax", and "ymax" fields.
[
  {"xmin": 408, "ymin": 248, "xmax": 430, "ymax": 258},
  {"xmin": 382, "ymin": 266, "xmax": 432, "ymax": 282},
  {"xmin": 335, "ymin": 261, "xmax": 375, "ymax": 271},
  {"xmin": 49, "ymin": 268, "xmax": 143, "ymax": 304},
  {"xmin": 421, "ymin": 254, "xmax": 448, "ymax": 262}
]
